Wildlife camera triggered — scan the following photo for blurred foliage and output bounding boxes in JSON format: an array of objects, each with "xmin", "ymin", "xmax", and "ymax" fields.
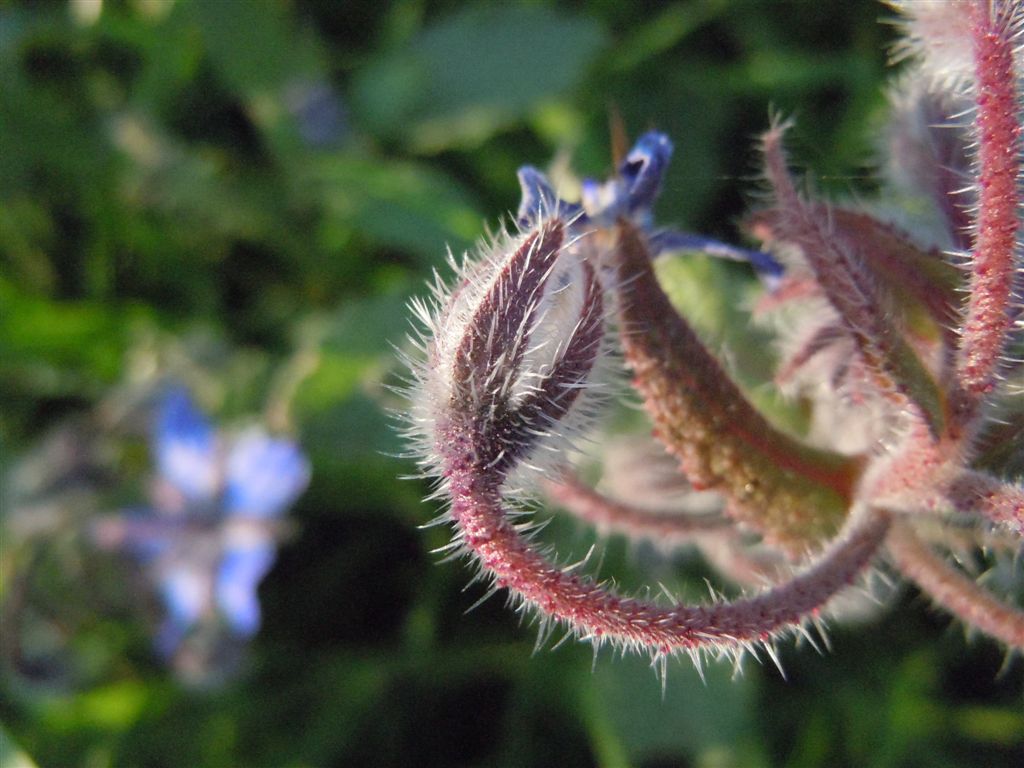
[{"xmin": 0, "ymin": 1, "xmax": 1021, "ymax": 767}]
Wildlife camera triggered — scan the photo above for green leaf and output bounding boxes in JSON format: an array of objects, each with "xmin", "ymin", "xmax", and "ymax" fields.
[
  {"xmin": 311, "ymin": 154, "xmax": 483, "ymax": 266},
  {"xmin": 187, "ymin": 0, "xmax": 319, "ymax": 95},
  {"xmin": 0, "ymin": 279, "xmax": 149, "ymax": 399},
  {"xmin": 351, "ymin": 5, "xmax": 606, "ymax": 152},
  {"xmin": 295, "ymin": 291, "xmax": 415, "ymax": 493},
  {"xmin": 41, "ymin": 682, "xmax": 149, "ymax": 732}
]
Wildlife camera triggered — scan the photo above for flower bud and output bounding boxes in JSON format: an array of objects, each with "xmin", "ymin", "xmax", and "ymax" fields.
[{"xmin": 407, "ymin": 216, "xmax": 605, "ymax": 484}]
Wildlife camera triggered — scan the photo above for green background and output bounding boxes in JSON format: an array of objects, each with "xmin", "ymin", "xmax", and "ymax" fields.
[{"xmin": 1, "ymin": 1, "xmax": 1021, "ymax": 766}]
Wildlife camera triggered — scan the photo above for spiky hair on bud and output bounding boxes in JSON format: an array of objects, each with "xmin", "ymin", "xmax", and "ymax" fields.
[
  {"xmin": 889, "ymin": 1, "xmax": 1024, "ymax": 91},
  {"xmin": 401, "ymin": 214, "xmax": 610, "ymax": 495},
  {"xmin": 887, "ymin": 0, "xmax": 979, "ymax": 87},
  {"xmin": 882, "ymin": 76, "xmax": 976, "ymax": 251}
]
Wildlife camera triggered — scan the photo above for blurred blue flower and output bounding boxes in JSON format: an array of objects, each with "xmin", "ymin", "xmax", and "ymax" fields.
[
  {"xmin": 517, "ymin": 131, "xmax": 784, "ymax": 281},
  {"xmin": 284, "ymin": 79, "xmax": 348, "ymax": 149},
  {"xmin": 95, "ymin": 387, "xmax": 310, "ymax": 662}
]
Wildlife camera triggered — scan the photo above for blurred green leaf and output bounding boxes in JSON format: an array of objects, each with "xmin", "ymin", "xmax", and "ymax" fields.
[
  {"xmin": 0, "ymin": 723, "xmax": 39, "ymax": 768},
  {"xmin": 41, "ymin": 681, "xmax": 148, "ymax": 732},
  {"xmin": 351, "ymin": 5, "xmax": 606, "ymax": 152},
  {"xmin": 312, "ymin": 154, "xmax": 483, "ymax": 266},
  {"xmin": 0, "ymin": 278, "xmax": 150, "ymax": 398},
  {"xmin": 954, "ymin": 705, "xmax": 1024, "ymax": 746},
  {"xmin": 297, "ymin": 290, "xmax": 412, "ymax": 409},
  {"xmin": 187, "ymin": 0, "xmax": 319, "ymax": 96},
  {"xmin": 605, "ymin": 0, "xmax": 728, "ymax": 74},
  {"xmin": 588, "ymin": 656, "xmax": 764, "ymax": 765}
]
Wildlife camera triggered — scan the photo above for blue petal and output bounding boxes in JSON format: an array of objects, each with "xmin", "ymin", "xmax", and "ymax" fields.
[
  {"xmin": 153, "ymin": 387, "xmax": 220, "ymax": 503},
  {"xmin": 515, "ymin": 166, "xmax": 581, "ymax": 228},
  {"xmin": 160, "ymin": 566, "xmax": 209, "ymax": 626},
  {"xmin": 515, "ymin": 132, "xmax": 784, "ymax": 285},
  {"xmin": 155, "ymin": 619, "xmax": 187, "ymax": 659},
  {"xmin": 649, "ymin": 230, "xmax": 785, "ymax": 282},
  {"xmin": 154, "ymin": 564, "xmax": 210, "ymax": 655},
  {"xmin": 216, "ymin": 542, "xmax": 276, "ymax": 637},
  {"xmin": 224, "ymin": 430, "xmax": 310, "ymax": 518},
  {"xmin": 579, "ymin": 132, "xmax": 674, "ymax": 226},
  {"xmin": 618, "ymin": 131, "xmax": 673, "ymax": 217}
]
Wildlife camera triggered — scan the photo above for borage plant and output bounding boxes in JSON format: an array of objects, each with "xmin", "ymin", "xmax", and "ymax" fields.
[
  {"xmin": 402, "ymin": 0, "xmax": 1024, "ymax": 674},
  {"xmin": 94, "ymin": 387, "xmax": 310, "ymax": 679}
]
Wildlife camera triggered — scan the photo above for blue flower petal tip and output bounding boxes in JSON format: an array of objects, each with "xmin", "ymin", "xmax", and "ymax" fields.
[
  {"xmin": 216, "ymin": 543, "xmax": 277, "ymax": 637},
  {"xmin": 618, "ymin": 131, "xmax": 673, "ymax": 214},
  {"xmin": 158, "ymin": 565, "xmax": 210, "ymax": 646},
  {"xmin": 516, "ymin": 166, "xmax": 581, "ymax": 227},
  {"xmin": 154, "ymin": 386, "xmax": 219, "ymax": 503},
  {"xmin": 224, "ymin": 430, "xmax": 311, "ymax": 518},
  {"xmin": 514, "ymin": 131, "xmax": 782, "ymax": 281},
  {"xmin": 516, "ymin": 132, "xmax": 674, "ymax": 230}
]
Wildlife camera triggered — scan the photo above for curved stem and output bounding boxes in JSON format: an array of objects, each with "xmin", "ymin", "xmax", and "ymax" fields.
[
  {"xmin": 449, "ymin": 462, "xmax": 889, "ymax": 655},
  {"xmin": 887, "ymin": 520, "xmax": 1024, "ymax": 647},
  {"xmin": 866, "ymin": 439, "xmax": 1024, "ymax": 534},
  {"xmin": 545, "ymin": 473, "xmax": 731, "ymax": 541},
  {"xmin": 545, "ymin": 473, "xmax": 788, "ymax": 587}
]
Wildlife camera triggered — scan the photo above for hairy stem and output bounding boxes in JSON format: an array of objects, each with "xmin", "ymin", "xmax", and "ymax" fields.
[
  {"xmin": 545, "ymin": 472, "xmax": 731, "ymax": 541},
  {"xmin": 947, "ymin": 470, "xmax": 1024, "ymax": 535},
  {"xmin": 448, "ymin": 462, "xmax": 889, "ymax": 655},
  {"xmin": 864, "ymin": 429, "xmax": 1024, "ymax": 534},
  {"xmin": 887, "ymin": 520, "xmax": 1024, "ymax": 647},
  {"xmin": 749, "ymin": 207, "xmax": 960, "ymax": 336},
  {"xmin": 546, "ymin": 473, "xmax": 787, "ymax": 587},
  {"xmin": 952, "ymin": 1, "xmax": 1021, "ymax": 422}
]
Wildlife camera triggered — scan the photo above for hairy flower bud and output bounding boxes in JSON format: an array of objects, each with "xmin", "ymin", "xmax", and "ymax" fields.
[{"xmin": 406, "ymin": 216, "xmax": 605, "ymax": 486}]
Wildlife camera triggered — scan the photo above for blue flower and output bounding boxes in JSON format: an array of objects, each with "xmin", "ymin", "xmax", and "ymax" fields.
[
  {"xmin": 516, "ymin": 131, "xmax": 784, "ymax": 281},
  {"xmin": 98, "ymin": 387, "xmax": 310, "ymax": 661}
]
